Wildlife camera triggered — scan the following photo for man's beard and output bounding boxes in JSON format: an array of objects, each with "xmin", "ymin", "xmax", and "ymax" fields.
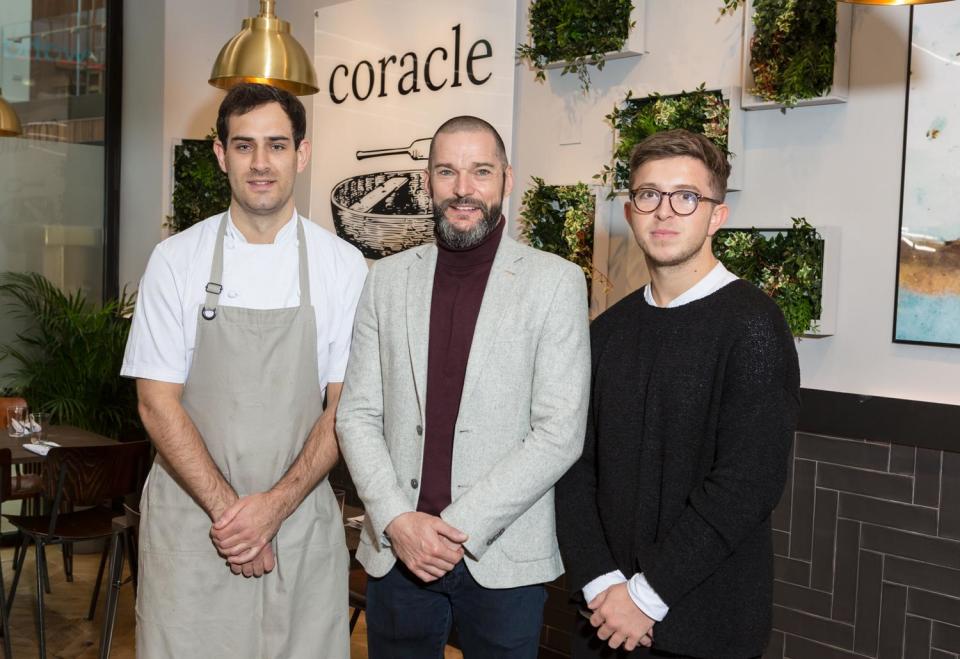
[{"xmin": 433, "ymin": 196, "xmax": 502, "ymax": 249}]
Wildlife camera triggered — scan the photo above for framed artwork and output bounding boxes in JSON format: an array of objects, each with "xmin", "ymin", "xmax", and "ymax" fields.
[
  {"xmin": 311, "ymin": 0, "xmax": 516, "ymax": 260},
  {"xmin": 893, "ymin": 4, "xmax": 960, "ymax": 347}
]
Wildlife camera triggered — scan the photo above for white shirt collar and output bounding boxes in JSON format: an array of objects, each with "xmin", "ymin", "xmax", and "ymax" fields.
[
  {"xmin": 644, "ymin": 261, "xmax": 738, "ymax": 309},
  {"xmin": 225, "ymin": 208, "xmax": 299, "ymax": 245}
]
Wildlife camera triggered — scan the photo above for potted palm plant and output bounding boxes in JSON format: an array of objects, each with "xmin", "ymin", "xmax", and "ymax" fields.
[{"xmin": 0, "ymin": 272, "xmax": 141, "ymax": 439}]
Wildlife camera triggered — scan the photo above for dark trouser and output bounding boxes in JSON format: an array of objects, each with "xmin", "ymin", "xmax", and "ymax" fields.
[
  {"xmin": 572, "ymin": 616, "xmax": 760, "ymax": 659},
  {"xmin": 366, "ymin": 560, "xmax": 547, "ymax": 659}
]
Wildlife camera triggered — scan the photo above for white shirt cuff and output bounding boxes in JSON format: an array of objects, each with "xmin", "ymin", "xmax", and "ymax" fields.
[
  {"xmin": 627, "ymin": 573, "xmax": 669, "ymax": 622},
  {"xmin": 582, "ymin": 570, "xmax": 627, "ymax": 604}
]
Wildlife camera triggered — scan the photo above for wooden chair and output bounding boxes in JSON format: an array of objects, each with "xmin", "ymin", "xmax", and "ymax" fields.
[
  {"xmin": 0, "ymin": 397, "xmax": 43, "ymax": 499},
  {"xmin": 4, "ymin": 441, "xmax": 150, "ymax": 659},
  {"xmin": 0, "ymin": 449, "xmax": 14, "ymax": 659},
  {"xmin": 0, "ymin": 396, "xmax": 44, "ymax": 579},
  {"xmin": 348, "ymin": 565, "xmax": 368, "ymax": 633},
  {"xmin": 98, "ymin": 501, "xmax": 140, "ymax": 659}
]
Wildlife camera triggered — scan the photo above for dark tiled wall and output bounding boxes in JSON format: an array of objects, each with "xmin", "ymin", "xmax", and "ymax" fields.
[
  {"xmin": 332, "ymin": 431, "xmax": 960, "ymax": 658},
  {"xmin": 764, "ymin": 432, "xmax": 960, "ymax": 659}
]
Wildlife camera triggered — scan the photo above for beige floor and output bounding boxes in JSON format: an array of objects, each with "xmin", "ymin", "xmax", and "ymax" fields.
[{"xmin": 1, "ymin": 546, "xmax": 462, "ymax": 658}]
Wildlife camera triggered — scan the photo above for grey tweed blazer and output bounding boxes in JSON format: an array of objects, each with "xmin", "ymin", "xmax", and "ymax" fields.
[{"xmin": 336, "ymin": 235, "xmax": 590, "ymax": 588}]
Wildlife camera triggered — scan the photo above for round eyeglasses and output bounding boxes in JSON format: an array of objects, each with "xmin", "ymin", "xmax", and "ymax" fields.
[{"xmin": 629, "ymin": 188, "xmax": 722, "ymax": 216}]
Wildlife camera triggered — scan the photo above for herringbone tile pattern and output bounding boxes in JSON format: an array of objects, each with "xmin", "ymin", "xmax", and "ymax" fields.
[{"xmin": 764, "ymin": 433, "xmax": 960, "ymax": 659}]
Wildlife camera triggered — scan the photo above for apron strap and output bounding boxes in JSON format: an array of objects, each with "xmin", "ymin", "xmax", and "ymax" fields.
[
  {"xmin": 202, "ymin": 213, "xmax": 229, "ymax": 321},
  {"xmin": 296, "ymin": 217, "xmax": 311, "ymax": 308},
  {"xmin": 202, "ymin": 213, "xmax": 309, "ymax": 320}
]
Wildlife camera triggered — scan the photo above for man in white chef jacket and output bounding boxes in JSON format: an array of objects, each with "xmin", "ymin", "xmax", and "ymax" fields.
[{"xmin": 121, "ymin": 83, "xmax": 367, "ymax": 658}]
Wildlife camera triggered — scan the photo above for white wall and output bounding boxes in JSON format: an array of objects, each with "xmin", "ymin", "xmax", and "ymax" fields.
[
  {"xmin": 119, "ymin": 1, "xmax": 959, "ymax": 406},
  {"xmin": 120, "ymin": 0, "xmax": 280, "ymax": 289},
  {"xmin": 119, "ymin": 0, "xmax": 165, "ymax": 293}
]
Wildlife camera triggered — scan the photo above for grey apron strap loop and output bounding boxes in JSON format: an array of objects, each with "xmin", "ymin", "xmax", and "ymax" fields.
[
  {"xmin": 296, "ymin": 217, "xmax": 311, "ymax": 308},
  {"xmin": 203, "ymin": 214, "xmax": 229, "ymax": 320}
]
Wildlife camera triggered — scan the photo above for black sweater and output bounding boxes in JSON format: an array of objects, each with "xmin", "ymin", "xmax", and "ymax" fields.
[{"xmin": 556, "ymin": 280, "xmax": 800, "ymax": 659}]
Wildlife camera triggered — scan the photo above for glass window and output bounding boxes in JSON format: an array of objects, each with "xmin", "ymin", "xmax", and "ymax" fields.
[
  {"xmin": 0, "ymin": 0, "xmax": 108, "ymax": 295},
  {"xmin": 0, "ymin": 0, "xmax": 112, "ymax": 372}
]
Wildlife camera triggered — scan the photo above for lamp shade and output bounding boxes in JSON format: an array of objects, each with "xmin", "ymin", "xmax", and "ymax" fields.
[
  {"xmin": 839, "ymin": 0, "xmax": 952, "ymax": 5},
  {"xmin": 209, "ymin": 0, "xmax": 318, "ymax": 96},
  {"xmin": 0, "ymin": 92, "xmax": 22, "ymax": 137}
]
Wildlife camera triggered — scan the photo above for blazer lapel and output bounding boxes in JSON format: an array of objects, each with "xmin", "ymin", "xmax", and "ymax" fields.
[
  {"xmin": 460, "ymin": 237, "xmax": 525, "ymax": 407},
  {"xmin": 406, "ymin": 243, "xmax": 437, "ymax": 421}
]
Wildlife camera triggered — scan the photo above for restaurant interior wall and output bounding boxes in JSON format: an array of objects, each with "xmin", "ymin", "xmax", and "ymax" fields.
[
  {"xmin": 509, "ymin": 0, "xmax": 957, "ymax": 406},
  {"xmin": 117, "ymin": 1, "xmax": 958, "ymax": 406},
  {"xmin": 118, "ymin": 0, "xmax": 316, "ymax": 290}
]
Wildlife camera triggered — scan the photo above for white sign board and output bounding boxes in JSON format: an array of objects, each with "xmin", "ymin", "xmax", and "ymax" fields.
[{"xmin": 311, "ymin": 0, "xmax": 517, "ymax": 259}]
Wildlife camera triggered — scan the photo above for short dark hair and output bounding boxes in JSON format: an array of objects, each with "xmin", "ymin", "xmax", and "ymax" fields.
[
  {"xmin": 216, "ymin": 83, "xmax": 307, "ymax": 148},
  {"xmin": 428, "ymin": 115, "xmax": 508, "ymax": 168},
  {"xmin": 628, "ymin": 129, "xmax": 731, "ymax": 200}
]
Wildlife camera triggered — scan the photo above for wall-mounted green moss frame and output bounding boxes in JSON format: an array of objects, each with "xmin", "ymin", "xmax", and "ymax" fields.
[
  {"xmin": 714, "ymin": 217, "xmax": 837, "ymax": 337},
  {"xmin": 516, "ymin": 0, "xmax": 642, "ymax": 92},
  {"xmin": 726, "ymin": 0, "xmax": 852, "ymax": 110},
  {"xmin": 166, "ymin": 131, "xmax": 231, "ymax": 234},
  {"xmin": 518, "ymin": 177, "xmax": 607, "ymax": 297},
  {"xmin": 597, "ymin": 84, "xmax": 744, "ymax": 194}
]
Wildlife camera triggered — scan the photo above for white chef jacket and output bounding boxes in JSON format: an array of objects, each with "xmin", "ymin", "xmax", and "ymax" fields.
[{"xmin": 121, "ymin": 210, "xmax": 368, "ymax": 394}]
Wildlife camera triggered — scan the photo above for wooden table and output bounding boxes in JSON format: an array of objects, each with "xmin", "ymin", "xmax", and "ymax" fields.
[{"xmin": 0, "ymin": 424, "xmax": 118, "ymax": 464}]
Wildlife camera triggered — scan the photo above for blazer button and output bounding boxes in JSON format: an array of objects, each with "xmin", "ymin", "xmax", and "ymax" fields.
[
  {"xmin": 416, "ymin": 425, "xmax": 423, "ymax": 435},
  {"xmin": 410, "ymin": 479, "xmax": 419, "ymax": 489}
]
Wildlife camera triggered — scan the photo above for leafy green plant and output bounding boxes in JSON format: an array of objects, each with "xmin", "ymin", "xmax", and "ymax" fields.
[
  {"xmin": 0, "ymin": 272, "xmax": 141, "ymax": 439},
  {"xmin": 719, "ymin": 0, "xmax": 745, "ymax": 14},
  {"xmin": 723, "ymin": 0, "xmax": 838, "ymax": 108},
  {"xmin": 597, "ymin": 84, "xmax": 731, "ymax": 193},
  {"xmin": 166, "ymin": 129, "xmax": 231, "ymax": 234},
  {"xmin": 518, "ymin": 177, "xmax": 607, "ymax": 296},
  {"xmin": 713, "ymin": 217, "xmax": 824, "ymax": 336},
  {"xmin": 517, "ymin": 0, "xmax": 634, "ymax": 92}
]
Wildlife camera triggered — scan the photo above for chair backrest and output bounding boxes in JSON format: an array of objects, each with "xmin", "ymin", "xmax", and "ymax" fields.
[
  {"xmin": 43, "ymin": 441, "xmax": 151, "ymax": 507},
  {"xmin": 0, "ymin": 396, "xmax": 27, "ymax": 426},
  {"xmin": 0, "ymin": 448, "xmax": 11, "ymax": 503}
]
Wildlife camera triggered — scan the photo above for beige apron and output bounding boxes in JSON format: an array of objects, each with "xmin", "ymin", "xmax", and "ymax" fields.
[{"xmin": 136, "ymin": 215, "xmax": 349, "ymax": 658}]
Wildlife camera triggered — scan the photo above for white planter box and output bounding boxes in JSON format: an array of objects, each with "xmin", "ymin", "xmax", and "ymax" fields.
[
  {"xmin": 541, "ymin": 0, "xmax": 647, "ymax": 70},
  {"xmin": 609, "ymin": 87, "xmax": 745, "ymax": 193},
  {"xmin": 740, "ymin": 0, "xmax": 852, "ymax": 110}
]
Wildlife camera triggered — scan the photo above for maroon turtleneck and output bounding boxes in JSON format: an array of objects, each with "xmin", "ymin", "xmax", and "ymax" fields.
[{"xmin": 417, "ymin": 218, "xmax": 505, "ymax": 515}]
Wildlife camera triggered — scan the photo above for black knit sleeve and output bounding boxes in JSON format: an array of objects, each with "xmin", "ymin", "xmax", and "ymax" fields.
[
  {"xmin": 640, "ymin": 303, "xmax": 800, "ymax": 607},
  {"xmin": 556, "ymin": 320, "xmax": 620, "ymax": 595}
]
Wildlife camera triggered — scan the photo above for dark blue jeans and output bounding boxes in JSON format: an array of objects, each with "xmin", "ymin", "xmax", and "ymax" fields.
[{"xmin": 366, "ymin": 560, "xmax": 547, "ymax": 659}]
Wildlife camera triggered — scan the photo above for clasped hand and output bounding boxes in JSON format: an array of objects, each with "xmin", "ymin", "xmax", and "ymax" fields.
[
  {"xmin": 385, "ymin": 511, "xmax": 468, "ymax": 582},
  {"xmin": 588, "ymin": 583, "xmax": 655, "ymax": 652},
  {"xmin": 211, "ymin": 492, "xmax": 284, "ymax": 578}
]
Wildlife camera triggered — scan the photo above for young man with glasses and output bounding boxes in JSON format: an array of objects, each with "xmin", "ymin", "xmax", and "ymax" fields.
[{"xmin": 557, "ymin": 129, "xmax": 800, "ymax": 658}]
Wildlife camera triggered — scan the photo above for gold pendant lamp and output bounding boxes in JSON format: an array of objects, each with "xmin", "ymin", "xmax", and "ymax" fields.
[
  {"xmin": 839, "ymin": 0, "xmax": 953, "ymax": 5},
  {"xmin": 209, "ymin": 0, "xmax": 318, "ymax": 96},
  {"xmin": 0, "ymin": 90, "xmax": 22, "ymax": 137}
]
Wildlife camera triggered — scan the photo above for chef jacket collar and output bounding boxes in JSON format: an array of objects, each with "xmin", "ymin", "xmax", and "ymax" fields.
[{"xmin": 225, "ymin": 208, "xmax": 299, "ymax": 246}]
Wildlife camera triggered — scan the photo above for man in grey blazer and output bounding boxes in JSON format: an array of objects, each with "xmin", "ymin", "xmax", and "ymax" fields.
[{"xmin": 337, "ymin": 115, "xmax": 590, "ymax": 657}]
